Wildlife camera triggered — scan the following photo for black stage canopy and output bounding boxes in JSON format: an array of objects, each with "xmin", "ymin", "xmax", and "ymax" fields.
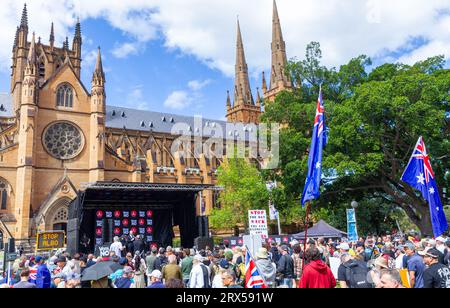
[{"xmin": 67, "ymin": 182, "xmax": 221, "ymax": 255}]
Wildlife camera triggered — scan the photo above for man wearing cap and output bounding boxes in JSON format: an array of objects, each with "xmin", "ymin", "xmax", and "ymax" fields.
[
  {"xmin": 420, "ymin": 248, "xmax": 450, "ymax": 288},
  {"xmin": 113, "ymin": 266, "xmax": 134, "ymax": 288},
  {"xmin": 147, "ymin": 270, "xmax": 165, "ymax": 288},
  {"xmin": 35, "ymin": 256, "xmax": 51, "ymax": 289},
  {"xmin": 403, "ymin": 242, "xmax": 425, "ymax": 288},
  {"xmin": 435, "ymin": 237, "xmax": 447, "ymax": 254}
]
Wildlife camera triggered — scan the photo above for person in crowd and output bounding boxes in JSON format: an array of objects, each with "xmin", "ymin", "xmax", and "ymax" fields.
[
  {"xmin": 145, "ymin": 247, "xmax": 158, "ymax": 285},
  {"xmin": 147, "ymin": 270, "xmax": 165, "ymax": 289},
  {"xmin": 222, "ymin": 269, "xmax": 243, "ymax": 289},
  {"xmin": 86, "ymin": 254, "xmax": 96, "ymax": 268},
  {"xmin": 162, "ymin": 254, "xmax": 183, "ymax": 283},
  {"xmin": 445, "ymin": 240, "xmax": 450, "ymax": 266},
  {"xmin": 132, "ymin": 253, "xmax": 147, "ymax": 288},
  {"xmin": 212, "ymin": 263, "xmax": 228, "ymax": 288},
  {"xmin": 270, "ymin": 242, "xmax": 281, "ymax": 264},
  {"xmin": 338, "ymin": 254, "xmax": 372, "ymax": 288},
  {"xmin": 113, "ymin": 267, "xmax": 134, "ymax": 288},
  {"xmin": 395, "ymin": 246, "xmax": 406, "ymax": 270},
  {"xmin": 181, "ymin": 248, "xmax": 194, "ymax": 286},
  {"xmin": 110, "ymin": 236, "xmax": 124, "ymax": 258},
  {"xmin": 154, "ymin": 248, "xmax": 168, "ymax": 271},
  {"xmin": 165, "ymin": 278, "xmax": 185, "ymax": 288},
  {"xmin": 189, "ymin": 255, "xmax": 211, "ymax": 288},
  {"xmin": 334, "ymin": 242, "xmax": 350, "ymax": 258},
  {"xmin": 253, "ymin": 247, "xmax": 275, "ymax": 288},
  {"xmin": 35, "ymin": 256, "xmax": 51, "ymax": 289},
  {"xmin": 435, "ymin": 237, "xmax": 447, "ymax": 255},
  {"xmin": 298, "ymin": 247, "xmax": 336, "ymax": 289},
  {"xmin": 403, "ymin": 241, "xmax": 425, "ymax": 288},
  {"xmin": 133, "ymin": 235, "xmax": 145, "ymax": 256},
  {"xmin": 13, "ymin": 269, "xmax": 36, "ymax": 289},
  {"xmin": 276, "ymin": 245, "xmax": 294, "ymax": 288},
  {"xmin": 377, "ymin": 270, "xmax": 404, "ymax": 288},
  {"xmin": 125, "ymin": 231, "xmax": 136, "ymax": 255},
  {"xmin": 420, "ymin": 248, "xmax": 450, "ymax": 288}
]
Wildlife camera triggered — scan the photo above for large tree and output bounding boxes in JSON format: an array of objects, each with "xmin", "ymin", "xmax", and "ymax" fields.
[{"xmin": 262, "ymin": 42, "xmax": 449, "ymax": 235}]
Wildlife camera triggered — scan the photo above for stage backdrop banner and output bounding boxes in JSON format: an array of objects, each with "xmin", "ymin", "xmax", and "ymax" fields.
[{"xmin": 248, "ymin": 210, "xmax": 268, "ymax": 239}]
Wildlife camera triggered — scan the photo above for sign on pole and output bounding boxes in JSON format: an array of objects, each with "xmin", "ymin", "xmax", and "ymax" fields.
[
  {"xmin": 36, "ymin": 231, "xmax": 66, "ymax": 251},
  {"xmin": 248, "ymin": 210, "xmax": 268, "ymax": 239},
  {"xmin": 346, "ymin": 209, "xmax": 358, "ymax": 242}
]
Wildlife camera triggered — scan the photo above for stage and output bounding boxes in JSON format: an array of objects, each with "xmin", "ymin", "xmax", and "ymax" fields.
[{"xmin": 67, "ymin": 182, "xmax": 221, "ymax": 255}]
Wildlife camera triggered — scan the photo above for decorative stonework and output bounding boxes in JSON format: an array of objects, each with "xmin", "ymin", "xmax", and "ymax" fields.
[{"xmin": 43, "ymin": 122, "xmax": 84, "ymax": 160}]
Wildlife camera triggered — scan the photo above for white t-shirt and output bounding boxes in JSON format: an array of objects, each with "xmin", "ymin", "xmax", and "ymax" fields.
[
  {"xmin": 395, "ymin": 253, "xmax": 405, "ymax": 269},
  {"xmin": 189, "ymin": 263, "xmax": 211, "ymax": 288},
  {"xmin": 110, "ymin": 241, "xmax": 124, "ymax": 257}
]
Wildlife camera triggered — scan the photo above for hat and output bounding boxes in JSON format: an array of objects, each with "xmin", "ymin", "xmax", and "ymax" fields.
[
  {"xmin": 374, "ymin": 256, "xmax": 389, "ymax": 269},
  {"xmin": 123, "ymin": 267, "xmax": 133, "ymax": 275},
  {"xmin": 355, "ymin": 242, "xmax": 364, "ymax": 248},
  {"xmin": 426, "ymin": 239, "xmax": 436, "ymax": 247},
  {"xmin": 435, "ymin": 236, "xmax": 446, "ymax": 243},
  {"xmin": 281, "ymin": 245, "xmax": 289, "ymax": 252},
  {"xmin": 219, "ymin": 259, "xmax": 230, "ymax": 269},
  {"xmin": 418, "ymin": 248, "xmax": 440, "ymax": 259},
  {"xmin": 402, "ymin": 241, "xmax": 415, "ymax": 251},
  {"xmin": 55, "ymin": 256, "xmax": 67, "ymax": 264},
  {"xmin": 35, "ymin": 256, "xmax": 43, "ymax": 263},
  {"xmin": 224, "ymin": 251, "xmax": 233, "ymax": 261},
  {"xmin": 257, "ymin": 248, "xmax": 269, "ymax": 259},
  {"xmin": 150, "ymin": 270, "xmax": 162, "ymax": 279},
  {"xmin": 337, "ymin": 243, "xmax": 350, "ymax": 251},
  {"xmin": 194, "ymin": 254, "xmax": 204, "ymax": 262}
]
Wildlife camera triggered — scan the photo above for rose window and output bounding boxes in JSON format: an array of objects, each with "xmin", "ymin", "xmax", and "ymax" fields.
[{"xmin": 43, "ymin": 122, "xmax": 84, "ymax": 160}]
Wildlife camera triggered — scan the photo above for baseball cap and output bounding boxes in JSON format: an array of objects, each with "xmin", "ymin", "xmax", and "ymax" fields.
[
  {"xmin": 435, "ymin": 236, "xmax": 446, "ymax": 243},
  {"xmin": 150, "ymin": 270, "xmax": 162, "ymax": 279},
  {"xmin": 123, "ymin": 267, "xmax": 133, "ymax": 275},
  {"xmin": 219, "ymin": 259, "xmax": 230, "ymax": 269},
  {"xmin": 35, "ymin": 256, "xmax": 43, "ymax": 263},
  {"xmin": 194, "ymin": 254, "xmax": 204, "ymax": 262},
  {"xmin": 418, "ymin": 248, "xmax": 440, "ymax": 259},
  {"xmin": 337, "ymin": 243, "xmax": 350, "ymax": 251},
  {"xmin": 119, "ymin": 258, "xmax": 128, "ymax": 266},
  {"xmin": 281, "ymin": 245, "xmax": 289, "ymax": 252},
  {"xmin": 355, "ymin": 242, "xmax": 364, "ymax": 248},
  {"xmin": 402, "ymin": 241, "xmax": 416, "ymax": 250}
]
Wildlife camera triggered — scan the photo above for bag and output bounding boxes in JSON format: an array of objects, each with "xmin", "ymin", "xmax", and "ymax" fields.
[{"xmin": 344, "ymin": 261, "xmax": 372, "ymax": 289}]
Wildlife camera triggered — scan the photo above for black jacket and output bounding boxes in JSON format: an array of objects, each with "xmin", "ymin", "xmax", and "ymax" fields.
[
  {"xmin": 277, "ymin": 254, "xmax": 294, "ymax": 279},
  {"xmin": 133, "ymin": 240, "xmax": 145, "ymax": 254}
]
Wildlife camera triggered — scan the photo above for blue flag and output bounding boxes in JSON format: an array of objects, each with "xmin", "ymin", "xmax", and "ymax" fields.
[
  {"xmin": 301, "ymin": 90, "xmax": 327, "ymax": 207},
  {"xmin": 401, "ymin": 137, "xmax": 448, "ymax": 237}
]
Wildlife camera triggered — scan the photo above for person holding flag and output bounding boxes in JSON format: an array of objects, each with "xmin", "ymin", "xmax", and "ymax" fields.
[
  {"xmin": 244, "ymin": 246, "xmax": 267, "ymax": 289},
  {"xmin": 401, "ymin": 136, "xmax": 449, "ymax": 238}
]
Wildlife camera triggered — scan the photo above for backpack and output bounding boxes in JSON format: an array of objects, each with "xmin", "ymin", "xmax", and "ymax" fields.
[{"xmin": 344, "ymin": 261, "xmax": 372, "ymax": 289}]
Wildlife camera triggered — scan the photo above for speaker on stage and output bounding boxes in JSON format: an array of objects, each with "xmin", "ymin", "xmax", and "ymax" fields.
[
  {"xmin": 67, "ymin": 218, "xmax": 79, "ymax": 255},
  {"xmin": 194, "ymin": 237, "xmax": 214, "ymax": 251}
]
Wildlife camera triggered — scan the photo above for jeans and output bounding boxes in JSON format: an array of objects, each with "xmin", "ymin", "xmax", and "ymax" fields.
[{"xmin": 281, "ymin": 278, "xmax": 293, "ymax": 288}]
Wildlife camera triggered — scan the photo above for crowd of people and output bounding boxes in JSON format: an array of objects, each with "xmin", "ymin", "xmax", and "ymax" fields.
[{"xmin": 1, "ymin": 232, "xmax": 449, "ymax": 288}]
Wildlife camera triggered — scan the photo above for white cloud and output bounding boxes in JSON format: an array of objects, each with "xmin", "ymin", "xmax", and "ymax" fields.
[
  {"xmin": 164, "ymin": 91, "xmax": 192, "ymax": 110},
  {"xmin": 112, "ymin": 42, "xmax": 141, "ymax": 59},
  {"xmin": 1, "ymin": 0, "xmax": 450, "ymax": 76},
  {"xmin": 188, "ymin": 79, "xmax": 212, "ymax": 91},
  {"xmin": 126, "ymin": 85, "xmax": 150, "ymax": 110}
]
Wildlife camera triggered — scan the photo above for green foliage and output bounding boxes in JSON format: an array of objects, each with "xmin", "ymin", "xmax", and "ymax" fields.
[
  {"xmin": 262, "ymin": 42, "xmax": 450, "ymax": 235},
  {"xmin": 209, "ymin": 158, "xmax": 269, "ymax": 230}
]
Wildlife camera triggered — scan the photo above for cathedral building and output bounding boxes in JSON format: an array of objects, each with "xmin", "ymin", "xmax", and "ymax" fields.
[{"xmin": 0, "ymin": 1, "xmax": 291, "ymax": 245}]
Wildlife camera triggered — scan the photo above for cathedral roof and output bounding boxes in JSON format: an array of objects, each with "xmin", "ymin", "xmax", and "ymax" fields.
[
  {"xmin": 105, "ymin": 105, "xmax": 256, "ymax": 140},
  {"xmin": 0, "ymin": 93, "xmax": 14, "ymax": 118}
]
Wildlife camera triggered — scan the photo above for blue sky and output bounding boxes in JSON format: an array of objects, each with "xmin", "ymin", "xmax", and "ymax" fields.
[{"xmin": 0, "ymin": 0, "xmax": 450, "ymax": 121}]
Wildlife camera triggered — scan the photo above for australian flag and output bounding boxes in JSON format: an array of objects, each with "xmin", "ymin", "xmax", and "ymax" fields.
[
  {"xmin": 401, "ymin": 137, "xmax": 448, "ymax": 237},
  {"xmin": 245, "ymin": 248, "xmax": 267, "ymax": 288},
  {"xmin": 301, "ymin": 89, "xmax": 327, "ymax": 207}
]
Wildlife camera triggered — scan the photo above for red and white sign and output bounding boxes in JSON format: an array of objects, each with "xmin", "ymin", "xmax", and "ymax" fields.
[{"xmin": 248, "ymin": 210, "xmax": 268, "ymax": 239}]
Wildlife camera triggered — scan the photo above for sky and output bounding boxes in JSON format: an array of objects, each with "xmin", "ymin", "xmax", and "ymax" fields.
[{"xmin": 0, "ymin": 0, "xmax": 450, "ymax": 121}]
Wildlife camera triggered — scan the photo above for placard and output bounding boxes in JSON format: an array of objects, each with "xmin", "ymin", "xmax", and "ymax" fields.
[
  {"xmin": 36, "ymin": 231, "xmax": 66, "ymax": 251},
  {"xmin": 248, "ymin": 210, "xmax": 268, "ymax": 239}
]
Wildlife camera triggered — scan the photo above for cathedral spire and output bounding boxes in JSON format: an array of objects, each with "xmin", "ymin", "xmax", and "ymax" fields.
[
  {"xmin": 234, "ymin": 19, "xmax": 254, "ymax": 106},
  {"xmin": 24, "ymin": 32, "xmax": 37, "ymax": 77},
  {"xmin": 92, "ymin": 47, "xmax": 105, "ymax": 86},
  {"xmin": 226, "ymin": 90, "xmax": 231, "ymax": 110},
  {"xmin": 63, "ymin": 36, "xmax": 69, "ymax": 50},
  {"xmin": 262, "ymin": 71, "xmax": 267, "ymax": 94},
  {"xmin": 73, "ymin": 17, "xmax": 82, "ymax": 53},
  {"xmin": 49, "ymin": 22, "xmax": 55, "ymax": 47},
  {"xmin": 267, "ymin": 0, "xmax": 292, "ymax": 99},
  {"xmin": 20, "ymin": 3, "xmax": 28, "ymax": 29}
]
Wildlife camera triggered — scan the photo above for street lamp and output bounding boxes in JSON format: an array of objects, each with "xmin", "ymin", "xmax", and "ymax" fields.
[
  {"xmin": 350, "ymin": 201, "xmax": 359, "ymax": 241},
  {"xmin": 351, "ymin": 200, "xmax": 359, "ymax": 209}
]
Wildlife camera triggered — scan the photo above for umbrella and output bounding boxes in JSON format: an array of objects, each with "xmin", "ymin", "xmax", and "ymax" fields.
[
  {"xmin": 81, "ymin": 262, "xmax": 114, "ymax": 281},
  {"xmin": 103, "ymin": 261, "xmax": 122, "ymax": 272}
]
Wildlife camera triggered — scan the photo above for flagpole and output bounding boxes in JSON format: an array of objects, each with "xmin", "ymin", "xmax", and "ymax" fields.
[{"xmin": 302, "ymin": 201, "xmax": 311, "ymax": 271}]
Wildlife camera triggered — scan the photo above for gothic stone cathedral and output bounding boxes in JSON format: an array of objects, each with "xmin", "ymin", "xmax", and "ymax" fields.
[{"xmin": 0, "ymin": 2, "xmax": 291, "ymax": 242}]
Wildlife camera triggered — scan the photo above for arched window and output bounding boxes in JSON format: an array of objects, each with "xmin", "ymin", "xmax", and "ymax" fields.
[
  {"xmin": 56, "ymin": 84, "xmax": 74, "ymax": 108},
  {"xmin": 0, "ymin": 179, "xmax": 9, "ymax": 210}
]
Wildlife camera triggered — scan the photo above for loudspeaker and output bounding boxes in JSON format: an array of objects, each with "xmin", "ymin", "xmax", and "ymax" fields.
[
  {"xmin": 7, "ymin": 238, "xmax": 15, "ymax": 253},
  {"xmin": 194, "ymin": 237, "xmax": 214, "ymax": 250}
]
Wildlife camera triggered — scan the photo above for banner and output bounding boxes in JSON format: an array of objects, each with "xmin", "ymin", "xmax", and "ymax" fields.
[
  {"xmin": 248, "ymin": 210, "xmax": 268, "ymax": 239},
  {"xmin": 346, "ymin": 209, "xmax": 358, "ymax": 242}
]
